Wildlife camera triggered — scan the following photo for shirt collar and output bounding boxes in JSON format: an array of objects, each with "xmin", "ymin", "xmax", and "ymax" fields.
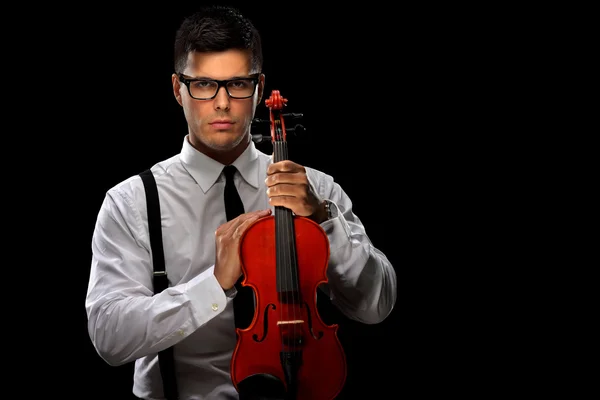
[{"xmin": 180, "ymin": 135, "xmax": 260, "ymax": 193}]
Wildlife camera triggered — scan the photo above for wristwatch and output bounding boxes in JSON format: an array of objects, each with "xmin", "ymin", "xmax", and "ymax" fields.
[
  {"xmin": 323, "ymin": 200, "xmax": 335, "ymax": 220},
  {"xmin": 224, "ymin": 285, "xmax": 237, "ymax": 298}
]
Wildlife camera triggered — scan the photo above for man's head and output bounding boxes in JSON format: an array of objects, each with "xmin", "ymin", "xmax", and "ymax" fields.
[{"xmin": 171, "ymin": 5, "xmax": 265, "ymax": 164}]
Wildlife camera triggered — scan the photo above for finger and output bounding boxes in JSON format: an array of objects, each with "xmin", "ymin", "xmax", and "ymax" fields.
[
  {"xmin": 230, "ymin": 209, "xmax": 271, "ymax": 227},
  {"xmin": 266, "ymin": 183, "xmax": 305, "ymax": 198},
  {"xmin": 217, "ymin": 209, "xmax": 271, "ymax": 235},
  {"xmin": 266, "ymin": 160, "xmax": 303, "ymax": 175},
  {"xmin": 243, "ymin": 208, "xmax": 272, "ymax": 219},
  {"xmin": 230, "ymin": 209, "xmax": 271, "ymax": 224},
  {"xmin": 265, "ymin": 171, "xmax": 306, "ymax": 187},
  {"xmin": 268, "ymin": 195, "xmax": 303, "ymax": 213},
  {"xmin": 234, "ymin": 210, "xmax": 271, "ymax": 238}
]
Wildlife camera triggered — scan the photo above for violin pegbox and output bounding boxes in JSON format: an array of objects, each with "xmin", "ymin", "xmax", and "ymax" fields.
[{"xmin": 266, "ymin": 90, "xmax": 289, "ymax": 143}]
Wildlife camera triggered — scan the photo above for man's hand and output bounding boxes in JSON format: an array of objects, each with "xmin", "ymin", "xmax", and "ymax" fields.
[
  {"xmin": 265, "ymin": 160, "xmax": 327, "ymax": 223},
  {"xmin": 214, "ymin": 209, "xmax": 271, "ymax": 290}
]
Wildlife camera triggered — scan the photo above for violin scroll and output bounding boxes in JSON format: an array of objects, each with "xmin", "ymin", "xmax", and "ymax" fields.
[
  {"xmin": 264, "ymin": 89, "xmax": 287, "ymax": 110},
  {"xmin": 251, "ymin": 90, "xmax": 305, "ymax": 144}
]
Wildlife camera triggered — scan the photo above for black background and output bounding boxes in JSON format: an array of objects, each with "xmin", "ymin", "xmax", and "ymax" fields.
[
  {"xmin": 14, "ymin": 1, "xmax": 517, "ymax": 399},
  {"xmin": 79, "ymin": 4, "xmax": 407, "ymax": 399},
  {"xmin": 81, "ymin": 4, "xmax": 404, "ymax": 398}
]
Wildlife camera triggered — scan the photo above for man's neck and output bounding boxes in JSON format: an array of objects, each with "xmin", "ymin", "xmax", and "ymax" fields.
[{"xmin": 188, "ymin": 134, "xmax": 251, "ymax": 166}]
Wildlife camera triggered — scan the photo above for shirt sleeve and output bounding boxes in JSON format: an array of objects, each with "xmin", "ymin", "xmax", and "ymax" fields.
[
  {"xmin": 307, "ymin": 169, "xmax": 398, "ymax": 325},
  {"xmin": 85, "ymin": 186, "xmax": 227, "ymax": 366}
]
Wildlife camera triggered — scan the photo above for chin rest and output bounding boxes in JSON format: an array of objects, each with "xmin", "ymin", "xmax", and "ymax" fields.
[{"xmin": 237, "ymin": 373, "xmax": 287, "ymax": 400}]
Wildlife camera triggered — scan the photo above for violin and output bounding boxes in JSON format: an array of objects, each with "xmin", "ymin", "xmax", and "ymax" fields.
[{"xmin": 231, "ymin": 90, "xmax": 347, "ymax": 400}]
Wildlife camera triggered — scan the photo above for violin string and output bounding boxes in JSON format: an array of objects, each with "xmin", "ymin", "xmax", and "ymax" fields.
[
  {"xmin": 274, "ymin": 136, "xmax": 283, "ymax": 354},
  {"xmin": 283, "ymin": 122, "xmax": 301, "ymax": 355},
  {"xmin": 281, "ymin": 135, "xmax": 299, "ymax": 354},
  {"xmin": 275, "ymin": 109, "xmax": 302, "ymax": 363},
  {"xmin": 284, "ymin": 135, "xmax": 301, "ymax": 352},
  {"xmin": 275, "ymin": 124, "xmax": 287, "ymax": 355}
]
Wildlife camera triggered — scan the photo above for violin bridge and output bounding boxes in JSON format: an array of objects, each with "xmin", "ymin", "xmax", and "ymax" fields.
[{"xmin": 277, "ymin": 319, "xmax": 304, "ymax": 325}]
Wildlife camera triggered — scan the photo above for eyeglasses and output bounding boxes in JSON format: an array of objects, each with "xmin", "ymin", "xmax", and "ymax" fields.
[{"xmin": 177, "ymin": 73, "xmax": 260, "ymax": 100}]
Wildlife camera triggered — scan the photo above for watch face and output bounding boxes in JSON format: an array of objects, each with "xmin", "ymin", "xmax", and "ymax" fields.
[{"xmin": 325, "ymin": 201, "xmax": 332, "ymax": 218}]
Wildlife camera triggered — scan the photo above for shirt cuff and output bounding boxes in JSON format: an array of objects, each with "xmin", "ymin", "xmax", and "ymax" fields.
[{"xmin": 183, "ymin": 267, "xmax": 228, "ymax": 324}]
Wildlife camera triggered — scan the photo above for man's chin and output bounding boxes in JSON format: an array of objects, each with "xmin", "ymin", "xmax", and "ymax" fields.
[{"xmin": 207, "ymin": 133, "xmax": 248, "ymax": 151}]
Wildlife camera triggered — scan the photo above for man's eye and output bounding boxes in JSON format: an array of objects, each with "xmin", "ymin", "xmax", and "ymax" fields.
[{"xmin": 192, "ymin": 81, "xmax": 214, "ymax": 88}]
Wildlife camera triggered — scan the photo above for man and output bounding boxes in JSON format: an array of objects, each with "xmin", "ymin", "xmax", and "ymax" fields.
[{"xmin": 86, "ymin": 5, "xmax": 397, "ymax": 399}]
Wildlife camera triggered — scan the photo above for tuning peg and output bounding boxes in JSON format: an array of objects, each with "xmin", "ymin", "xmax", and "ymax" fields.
[
  {"xmin": 286, "ymin": 124, "xmax": 305, "ymax": 135},
  {"xmin": 252, "ymin": 118, "xmax": 270, "ymax": 124},
  {"xmin": 281, "ymin": 113, "xmax": 303, "ymax": 119},
  {"xmin": 251, "ymin": 134, "xmax": 271, "ymax": 143}
]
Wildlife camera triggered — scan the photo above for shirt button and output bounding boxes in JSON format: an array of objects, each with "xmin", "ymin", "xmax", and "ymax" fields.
[{"xmin": 211, "ymin": 303, "xmax": 219, "ymax": 311}]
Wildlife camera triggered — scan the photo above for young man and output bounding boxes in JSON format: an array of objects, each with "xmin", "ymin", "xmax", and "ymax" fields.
[{"xmin": 86, "ymin": 5, "xmax": 397, "ymax": 399}]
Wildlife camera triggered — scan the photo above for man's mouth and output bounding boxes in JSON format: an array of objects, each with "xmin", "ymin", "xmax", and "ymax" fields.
[{"xmin": 210, "ymin": 120, "xmax": 234, "ymax": 130}]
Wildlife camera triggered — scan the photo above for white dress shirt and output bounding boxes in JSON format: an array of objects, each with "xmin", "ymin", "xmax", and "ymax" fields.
[{"xmin": 86, "ymin": 135, "xmax": 397, "ymax": 400}]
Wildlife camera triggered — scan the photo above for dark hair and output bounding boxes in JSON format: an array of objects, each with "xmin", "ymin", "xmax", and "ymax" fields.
[{"xmin": 173, "ymin": 5, "xmax": 263, "ymax": 75}]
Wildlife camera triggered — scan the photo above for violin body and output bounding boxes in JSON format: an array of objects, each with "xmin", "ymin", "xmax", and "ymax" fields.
[
  {"xmin": 230, "ymin": 90, "xmax": 347, "ymax": 399},
  {"xmin": 232, "ymin": 215, "xmax": 346, "ymax": 400}
]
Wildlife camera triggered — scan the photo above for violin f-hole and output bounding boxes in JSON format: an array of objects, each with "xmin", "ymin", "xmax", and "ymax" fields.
[
  {"xmin": 302, "ymin": 302, "xmax": 324, "ymax": 340},
  {"xmin": 252, "ymin": 303, "xmax": 276, "ymax": 342}
]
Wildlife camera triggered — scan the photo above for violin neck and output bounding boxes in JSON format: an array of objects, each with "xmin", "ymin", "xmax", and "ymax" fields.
[
  {"xmin": 272, "ymin": 137, "xmax": 289, "ymax": 163},
  {"xmin": 272, "ymin": 128, "xmax": 300, "ymax": 295},
  {"xmin": 272, "ymin": 125, "xmax": 292, "ymax": 217},
  {"xmin": 272, "ymin": 137, "xmax": 294, "ymax": 229}
]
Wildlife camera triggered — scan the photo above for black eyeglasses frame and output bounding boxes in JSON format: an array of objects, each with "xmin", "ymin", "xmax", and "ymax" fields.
[{"xmin": 177, "ymin": 73, "xmax": 261, "ymax": 100}]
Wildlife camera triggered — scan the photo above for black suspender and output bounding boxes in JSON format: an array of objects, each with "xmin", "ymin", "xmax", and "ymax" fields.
[{"xmin": 139, "ymin": 169, "xmax": 179, "ymax": 400}]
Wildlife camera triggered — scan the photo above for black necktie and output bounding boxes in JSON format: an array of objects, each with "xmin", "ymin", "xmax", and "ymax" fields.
[
  {"xmin": 223, "ymin": 165, "xmax": 254, "ymax": 329},
  {"xmin": 223, "ymin": 165, "xmax": 245, "ymax": 222}
]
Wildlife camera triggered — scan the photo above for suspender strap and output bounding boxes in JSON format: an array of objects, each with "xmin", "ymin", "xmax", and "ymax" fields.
[{"xmin": 139, "ymin": 169, "xmax": 179, "ymax": 400}]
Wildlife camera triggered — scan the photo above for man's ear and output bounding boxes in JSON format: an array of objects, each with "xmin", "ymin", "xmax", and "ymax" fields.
[
  {"xmin": 172, "ymin": 73, "xmax": 183, "ymax": 106},
  {"xmin": 257, "ymin": 73, "xmax": 265, "ymax": 104}
]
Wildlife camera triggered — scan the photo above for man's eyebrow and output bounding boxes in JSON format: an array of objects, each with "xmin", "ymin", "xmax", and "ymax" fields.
[
  {"xmin": 184, "ymin": 75, "xmax": 212, "ymax": 80},
  {"xmin": 187, "ymin": 74, "xmax": 254, "ymax": 80},
  {"xmin": 228, "ymin": 75, "xmax": 255, "ymax": 79}
]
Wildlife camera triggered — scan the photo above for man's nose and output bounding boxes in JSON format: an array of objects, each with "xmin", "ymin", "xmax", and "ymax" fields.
[{"xmin": 214, "ymin": 86, "xmax": 231, "ymax": 110}]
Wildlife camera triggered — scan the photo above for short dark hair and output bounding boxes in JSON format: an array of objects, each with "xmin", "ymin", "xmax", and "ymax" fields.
[{"xmin": 173, "ymin": 5, "xmax": 263, "ymax": 75}]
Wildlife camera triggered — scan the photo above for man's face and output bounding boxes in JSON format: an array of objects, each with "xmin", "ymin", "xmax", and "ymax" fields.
[{"xmin": 172, "ymin": 49, "xmax": 264, "ymax": 158}]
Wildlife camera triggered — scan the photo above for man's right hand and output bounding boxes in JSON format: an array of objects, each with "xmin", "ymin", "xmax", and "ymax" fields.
[{"xmin": 214, "ymin": 209, "xmax": 272, "ymax": 290}]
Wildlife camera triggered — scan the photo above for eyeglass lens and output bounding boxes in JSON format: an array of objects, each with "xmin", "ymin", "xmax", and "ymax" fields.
[{"xmin": 189, "ymin": 79, "xmax": 255, "ymax": 99}]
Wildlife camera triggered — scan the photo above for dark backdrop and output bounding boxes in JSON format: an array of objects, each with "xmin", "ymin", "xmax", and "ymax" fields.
[
  {"xmin": 73, "ymin": 4, "xmax": 410, "ymax": 399},
  {"xmin": 7, "ymin": 1, "xmax": 541, "ymax": 398},
  {"xmin": 22, "ymin": 2, "xmax": 497, "ymax": 399}
]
